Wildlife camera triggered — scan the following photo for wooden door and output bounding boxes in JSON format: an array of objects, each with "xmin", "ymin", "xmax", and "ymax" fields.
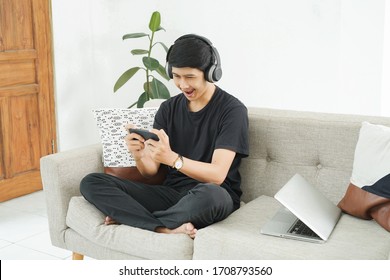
[{"xmin": 0, "ymin": 0, "xmax": 56, "ymax": 201}]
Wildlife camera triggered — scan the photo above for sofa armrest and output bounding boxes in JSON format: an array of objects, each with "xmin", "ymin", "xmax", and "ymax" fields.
[{"xmin": 40, "ymin": 143, "xmax": 103, "ymax": 249}]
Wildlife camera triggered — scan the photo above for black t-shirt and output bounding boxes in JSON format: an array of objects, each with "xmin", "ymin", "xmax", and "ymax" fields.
[{"xmin": 153, "ymin": 86, "xmax": 249, "ymax": 209}]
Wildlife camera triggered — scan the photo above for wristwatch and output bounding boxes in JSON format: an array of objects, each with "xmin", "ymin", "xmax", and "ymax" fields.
[{"xmin": 172, "ymin": 154, "xmax": 184, "ymax": 170}]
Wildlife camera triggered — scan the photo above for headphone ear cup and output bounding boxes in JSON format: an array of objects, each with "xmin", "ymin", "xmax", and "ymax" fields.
[
  {"xmin": 207, "ymin": 46, "xmax": 222, "ymax": 82},
  {"xmin": 165, "ymin": 43, "xmax": 173, "ymax": 79},
  {"xmin": 206, "ymin": 65, "xmax": 215, "ymax": 83},
  {"xmin": 206, "ymin": 61, "xmax": 222, "ymax": 83},
  {"xmin": 165, "ymin": 62, "xmax": 173, "ymax": 79},
  {"xmin": 206, "ymin": 65, "xmax": 222, "ymax": 83},
  {"xmin": 212, "ymin": 67, "xmax": 222, "ymax": 82}
]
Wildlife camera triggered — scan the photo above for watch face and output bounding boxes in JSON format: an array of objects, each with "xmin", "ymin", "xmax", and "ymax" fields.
[{"xmin": 175, "ymin": 159, "xmax": 183, "ymax": 169}]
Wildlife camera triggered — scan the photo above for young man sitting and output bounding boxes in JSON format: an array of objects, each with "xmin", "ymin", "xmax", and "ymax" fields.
[{"xmin": 80, "ymin": 34, "xmax": 249, "ymax": 239}]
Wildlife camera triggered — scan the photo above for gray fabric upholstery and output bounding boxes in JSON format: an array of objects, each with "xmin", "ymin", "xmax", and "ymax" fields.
[
  {"xmin": 193, "ymin": 196, "xmax": 390, "ymax": 259},
  {"xmin": 41, "ymin": 107, "xmax": 390, "ymax": 259},
  {"xmin": 40, "ymin": 144, "xmax": 103, "ymax": 249},
  {"xmin": 66, "ymin": 196, "xmax": 193, "ymax": 259},
  {"xmin": 241, "ymin": 108, "xmax": 390, "ymax": 204}
]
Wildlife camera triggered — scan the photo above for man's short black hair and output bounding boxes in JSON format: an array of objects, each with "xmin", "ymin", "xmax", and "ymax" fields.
[{"xmin": 167, "ymin": 36, "xmax": 214, "ymax": 73}]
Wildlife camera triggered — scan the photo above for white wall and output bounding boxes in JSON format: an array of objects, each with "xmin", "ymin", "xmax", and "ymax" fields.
[
  {"xmin": 382, "ymin": 0, "xmax": 390, "ymax": 116},
  {"xmin": 51, "ymin": 0, "xmax": 390, "ymax": 151}
]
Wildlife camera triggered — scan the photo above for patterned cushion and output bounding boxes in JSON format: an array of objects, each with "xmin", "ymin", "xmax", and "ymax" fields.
[{"xmin": 93, "ymin": 108, "xmax": 158, "ymax": 167}]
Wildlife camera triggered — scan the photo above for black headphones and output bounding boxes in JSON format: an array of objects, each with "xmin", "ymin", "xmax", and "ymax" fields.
[{"xmin": 165, "ymin": 34, "xmax": 222, "ymax": 83}]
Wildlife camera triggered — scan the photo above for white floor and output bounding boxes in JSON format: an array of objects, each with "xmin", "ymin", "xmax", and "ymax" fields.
[{"xmin": 0, "ymin": 190, "xmax": 82, "ymax": 260}]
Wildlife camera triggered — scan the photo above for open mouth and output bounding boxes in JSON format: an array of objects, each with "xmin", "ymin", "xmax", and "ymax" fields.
[{"xmin": 183, "ymin": 89, "xmax": 195, "ymax": 98}]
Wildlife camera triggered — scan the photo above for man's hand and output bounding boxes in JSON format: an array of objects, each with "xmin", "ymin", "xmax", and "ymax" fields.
[
  {"xmin": 146, "ymin": 129, "xmax": 177, "ymax": 166},
  {"xmin": 148, "ymin": 128, "xmax": 237, "ymax": 185},
  {"xmin": 124, "ymin": 124, "xmax": 148, "ymax": 160},
  {"xmin": 124, "ymin": 124, "xmax": 160, "ymax": 177}
]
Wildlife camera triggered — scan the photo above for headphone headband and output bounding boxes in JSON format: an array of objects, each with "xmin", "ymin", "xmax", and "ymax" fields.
[
  {"xmin": 174, "ymin": 34, "xmax": 213, "ymax": 47},
  {"xmin": 165, "ymin": 34, "xmax": 222, "ymax": 83}
]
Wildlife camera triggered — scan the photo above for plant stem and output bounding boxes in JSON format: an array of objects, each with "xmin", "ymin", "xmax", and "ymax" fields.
[{"xmin": 146, "ymin": 31, "xmax": 155, "ymax": 100}]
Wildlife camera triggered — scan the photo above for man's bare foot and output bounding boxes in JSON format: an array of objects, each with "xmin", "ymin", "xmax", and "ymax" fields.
[
  {"xmin": 104, "ymin": 216, "xmax": 118, "ymax": 225},
  {"xmin": 155, "ymin": 222, "xmax": 198, "ymax": 239}
]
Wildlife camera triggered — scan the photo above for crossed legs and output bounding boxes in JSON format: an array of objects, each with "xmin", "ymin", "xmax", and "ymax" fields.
[{"xmin": 80, "ymin": 173, "xmax": 233, "ymax": 238}]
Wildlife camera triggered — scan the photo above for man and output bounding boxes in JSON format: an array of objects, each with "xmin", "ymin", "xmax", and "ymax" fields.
[{"xmin": 80, "ymin": 34, "xmax": 249, "ymax": 238}]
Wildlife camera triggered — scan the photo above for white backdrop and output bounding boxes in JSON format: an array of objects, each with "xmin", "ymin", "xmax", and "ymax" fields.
[{"xmin": 51, "ymin": 0, "xmax": 390, "ymax": 151}]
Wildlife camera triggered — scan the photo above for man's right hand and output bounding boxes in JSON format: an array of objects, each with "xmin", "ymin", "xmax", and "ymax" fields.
[
  {"xmin": 124, "ymin": 124, "xmax": 160, "ymax": 177},
  {"xmin": 124, "ymin": 124, "xmax": 147, "ymax": 160}
]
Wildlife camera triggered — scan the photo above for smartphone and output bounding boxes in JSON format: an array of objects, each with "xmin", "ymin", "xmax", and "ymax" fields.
[{"xmin": 129, "ymin": 128, "xmax": 159, "ymax": 141}]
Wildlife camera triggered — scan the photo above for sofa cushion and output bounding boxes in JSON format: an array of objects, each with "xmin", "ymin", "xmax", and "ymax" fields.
[
  {"xmin": 338, "ymin": 122, "xmax": 390, "ymax": 231},
  {"xmin": 193, "ymin": 195, "xmax": 390, "ymax": 259},
  {"xmin": 66, "ymin": 196, "xmax": 193, "ymax": 259}
]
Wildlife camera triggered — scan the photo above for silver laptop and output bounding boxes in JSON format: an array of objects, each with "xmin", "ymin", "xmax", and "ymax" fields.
[{"xmin": 260, "ymin": 173, "xmax": 341, "ymax": 243}]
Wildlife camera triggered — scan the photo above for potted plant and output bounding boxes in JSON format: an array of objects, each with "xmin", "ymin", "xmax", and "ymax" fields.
[{"xmin": 113, "ymin": 11, "xmax": 171, "ymax": 108}]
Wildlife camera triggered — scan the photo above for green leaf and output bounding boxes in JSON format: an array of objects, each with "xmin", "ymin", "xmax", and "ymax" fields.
[
  {"xmin": 131, "ymin": 49, "xmax": 149, "ymax": 55},
  {"xmin": 113, "ymin": 67, "xmax": 141, "ymax": 92},
  {"xmin": 137, "ymin": 92, "xmax": 149, "ymax": 108},
  {"xmin": 156, "ymin": 63, "xmax": 170, "ymax": 81},
  {"xmin": 143, "ymin": 57, "xmax": 159, "ymax": 71},
  {"xmin": 127, "ymin": 100, "xmax": 138, "ymax": 109},
  {"xmin": 149, "ymin": 78, "xmax": 171, "ymax": 99},
  {"xmin": 149, "ymin": 11, "xmax": 161, "ymax": 32},
  {"xmin": 143, "ymin": 81, "xmax": 151, "ymax": 95},
  {"xmin": 155, "ymin": 41, "xmax": 169, "ymax": 52},
  {"xmin": 122, "ymin": 33, "xmax": 148, "ymax": 40}
]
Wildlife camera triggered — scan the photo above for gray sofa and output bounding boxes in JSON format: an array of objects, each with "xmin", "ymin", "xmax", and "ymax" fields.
[{"xmin": 40, "ymin": 107, "xmax": 390, "ymax": 259}]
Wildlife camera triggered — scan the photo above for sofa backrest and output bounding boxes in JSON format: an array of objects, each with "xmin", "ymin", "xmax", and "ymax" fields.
[{"xmin": 240, "ymin": 107, "xmax": 390, "ymax": 204}]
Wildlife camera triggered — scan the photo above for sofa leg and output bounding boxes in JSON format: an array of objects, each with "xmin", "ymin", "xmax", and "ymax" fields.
[{"xmin": 72, "ymin": 252, "xmax": 84, "ymax": 260}]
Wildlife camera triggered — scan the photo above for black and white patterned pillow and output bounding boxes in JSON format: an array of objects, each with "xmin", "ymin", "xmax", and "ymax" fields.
[{"xmin": 93, "ymin": 108, "xmax": 158, "ymax": 167}]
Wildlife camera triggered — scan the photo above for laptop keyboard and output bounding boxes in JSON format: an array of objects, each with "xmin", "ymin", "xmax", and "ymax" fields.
[{"xmin": 288, "ymin": 219, "xmax": 320, "ymax": 238}]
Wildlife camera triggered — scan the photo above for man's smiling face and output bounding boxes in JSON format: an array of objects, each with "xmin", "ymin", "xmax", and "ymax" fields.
[{"xmin": 172, "ymin": 67, "xmax": 210, "ymax": 101}]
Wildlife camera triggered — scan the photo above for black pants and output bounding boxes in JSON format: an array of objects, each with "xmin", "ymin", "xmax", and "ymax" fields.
[{"xmin": 80, "ymin": 173, "xmax": 234, "ymax": 231}]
